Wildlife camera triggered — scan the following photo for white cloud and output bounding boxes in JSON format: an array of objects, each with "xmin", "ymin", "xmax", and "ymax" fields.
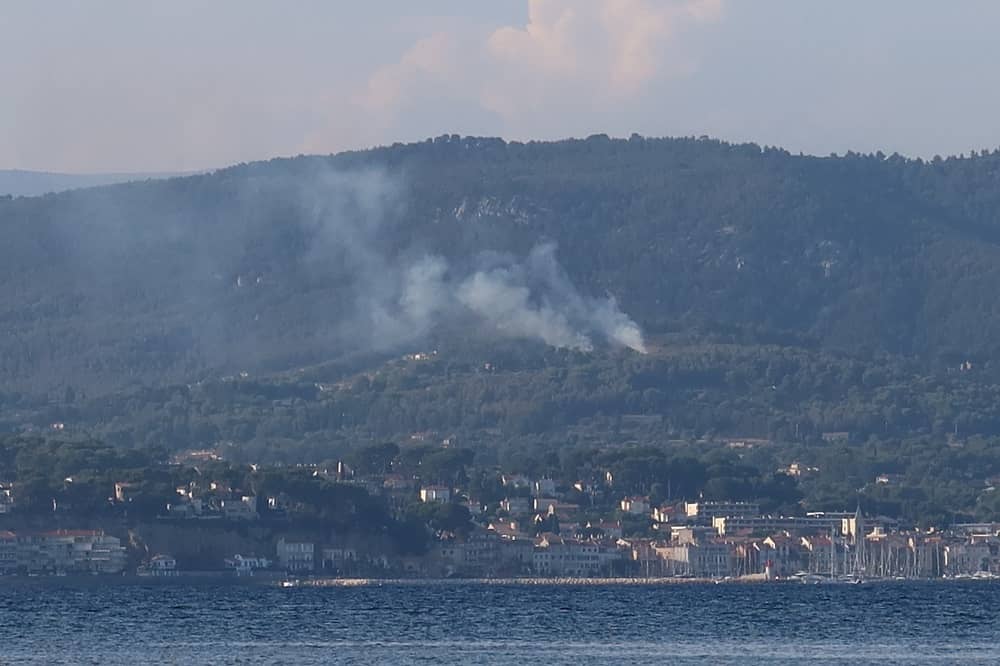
[
  {"xmin": 358, "ymin": 32, "xmax": 463, "ymax": 112},
  {"xmin": 347, "ymin": 0, "xmax": 723, "ymax": 140},
  {"xmin": 486, "ymin": 0, "xmax": 721, "ymax": 99}
]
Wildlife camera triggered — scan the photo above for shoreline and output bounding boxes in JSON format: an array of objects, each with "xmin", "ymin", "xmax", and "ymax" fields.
[
  {"xmin": 284, "ymin": 574, "xmax": 999, "ymax": 587},
  {"xmin": 286, "ymin": 576, "xmax": 770, "ymax": 587},
  {"xmin": 1, "ymin": 573, "xmax": 995, "ymax": 587}
]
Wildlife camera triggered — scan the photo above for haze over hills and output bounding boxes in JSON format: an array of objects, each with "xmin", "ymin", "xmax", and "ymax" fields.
[
  {"xmin": 6, "ymin": 134, "xmax": 1000, "ymax": 519},
  {"xmin": 0, "ymin": 169, "xmax": 193, "ymax": 197},
  {"xmin": 4, "ymin": 134, "xmax": 1000, "ymax": 396}
]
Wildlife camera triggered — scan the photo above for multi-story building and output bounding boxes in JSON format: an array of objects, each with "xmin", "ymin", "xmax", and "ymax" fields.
[
  {"xmin": 0, "ymin": 531, "xmax": 17, "ymax": 573},
  {"xmin": 713, "ymin": 515, "xmax": 843, "ymax": 536},
  {"xmin": 759, "ymin": 534, "xmax": 801, "ymax": 576},
  {"xmin": 684, "ymin": 501, "xmax": 760, "ymax": 522},
  {"xmin": 496, "ymin": 537, "xmax": 535, "ymax": 573},
  {"xmin": 5, "ymin": 530, "xmax": 126, "ymax": 574},
  {"xmin": 321, "ymin": 547, "xmax": 358, "ymax": 573},
  {"xmin": 532, "ymin": 534, "xmax": 621, "ymax": 576},
  {"xmin": 943, "ymin": 541, "xmax": 993, "ymax": 576},
  {"xmin": 435, "ymin": 529, "xmax": 502, "ymax": 576},
  {"xmin": 276, "ymin": 538, "xmax": 315, "ymax": 572},
  {"xmin": 654, "ymin": 540, "xmax": 732, "ymax": 577},
  {"xmin": 800, "ymin": 534, "xmax": 840, "ymax": 574}
]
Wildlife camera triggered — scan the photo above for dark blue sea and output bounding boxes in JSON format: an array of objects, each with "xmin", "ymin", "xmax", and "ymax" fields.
[{"xmin": 1, "ymin": 580, "xmax": 997, "ymax": 664}]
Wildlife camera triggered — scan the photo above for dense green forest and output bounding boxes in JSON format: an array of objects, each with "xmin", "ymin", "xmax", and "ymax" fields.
[
  {"xmin": 6, "ymin": 135, "xmax": 1000, "ymax": 520},
  {"xmin": 6, "ymin": 134, "xmax": 1000, "ymax": 395}
]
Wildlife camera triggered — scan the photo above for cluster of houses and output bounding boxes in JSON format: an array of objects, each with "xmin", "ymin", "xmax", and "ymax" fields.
[
  {"xmin": 414, "ymin": 498, "xmax": 1000, "ymax": 579},
  {"xmin": 5, "ymin": 465, "xmax": 1000, "ymax": 580},
  {"xmin": 152, "ymin": 480, "xmax": 264, "ymax": 521},
  {"xmin": 197, "ymin": 467, "xmax": 1000, "ymax": 580}
]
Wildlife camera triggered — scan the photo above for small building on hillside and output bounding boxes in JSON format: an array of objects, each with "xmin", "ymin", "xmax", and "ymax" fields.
[
  {"xmin": 501, "ymin": 474, "xmax": 531, "ymax": 489},
  {"xmin": 652, "ymin": 504, "xmax": 679, "ymax": 524},
  {"xmin": 532, "ymin": 479, "xmax": 557, "ymax": 498},
  {"xmin": 0, "ymin": 482, "xmax": 14, "ymax": 514},
  {"xmin": 620, "ymin": 496, "xmax": 650, "ymax": 516},
  {"xmin": 500, "ymin": 497, "xmax": 531, "ymax": 515},
  {"xmin": 221, "ymin": 496, "xmax": 258, "ymax": 521},
  {"xmin": 419, "ymin": 486, "xmax": 451, "ymax": 503},
  {"xmin": 114, "ymin": 482, "xmax": 139, "ymax": 503}
]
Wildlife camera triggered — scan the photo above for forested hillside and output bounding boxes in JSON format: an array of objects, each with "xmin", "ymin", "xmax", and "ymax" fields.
[
  {"xmin": 5, "ymin": 135, "xmax": 1000, "ymax": 397},
  {"xmin": 8, "ymin": 135, "xmax": 1000, "ymax": 519}
]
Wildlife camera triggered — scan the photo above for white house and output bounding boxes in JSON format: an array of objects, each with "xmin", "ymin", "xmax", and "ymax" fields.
[
  {"xmin": 143, "ymin": 554, "xmax": 179, "ymax": 577},
  {"xmin": 226, "ymin": 554, "xmax": 272, "ymax": 575},
  {"xmin": 114, "ymin": 481, "xmax": 139, "ymax": 503},
  {"xmin": 420, "ymin": 486, "xmax": 451, "ymax": 503}
]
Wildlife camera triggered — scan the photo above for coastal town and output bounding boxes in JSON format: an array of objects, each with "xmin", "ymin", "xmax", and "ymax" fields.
[{"xmin": 2, "ymin": 451, "xmax": 1000, "ymax": 583}]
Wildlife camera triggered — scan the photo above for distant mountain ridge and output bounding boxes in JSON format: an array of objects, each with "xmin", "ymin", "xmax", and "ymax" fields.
[
  {"xmin": 0, "ymin": 169, "xmax": 194, "ymax": 197},
  {"xmin": 3, "ymin": 134, "xmax": 1000, "ymax": 396}
]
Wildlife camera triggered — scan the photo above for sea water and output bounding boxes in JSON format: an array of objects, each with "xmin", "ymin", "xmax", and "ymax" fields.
[{"xmin": 0, "ymin": 580, "xmax": 996, "ymax": 664}]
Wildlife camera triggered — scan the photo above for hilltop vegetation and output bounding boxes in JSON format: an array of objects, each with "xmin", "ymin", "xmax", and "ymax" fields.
[
  {"xmin": 2, "ymin": 336, "xmax": 1000, "ymax": 524},
  {"xmin": 5, "ymin": 135, "xmax": 1000, "ymax": 396},
  {"xmin": 6, "ymin": 135, "xmax": 1000, "ymax": 519}
]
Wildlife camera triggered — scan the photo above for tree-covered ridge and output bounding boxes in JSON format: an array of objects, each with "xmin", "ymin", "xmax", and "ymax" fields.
[
  {"xmin": 7, "ymin": 135, "xmax": 1000, "ymax": 521},
  {"xmin": 4, "ymin": 135, "xmax": 1000, "ymax": 395},
  {"xmin": 2, "ymin": 339, "xmax": 999, "ymax": 524}
]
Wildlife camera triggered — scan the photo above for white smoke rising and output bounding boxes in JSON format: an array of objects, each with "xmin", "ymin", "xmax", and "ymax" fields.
[
  {"xmin": 400, "ymin": 256, "xmax": 450, "ymax": 332},
  {"xmin": 388, "ymin": 243, "xmax": 647, "ymax": 354},
  {"xmin": 456, "ymin": 264, "xmax": 595, "ymax": 352},
  {"xmin": 452, "ymin": 244, "xmax": 647, "ymax": 353},
  {"xmin": 300, "ymin": 170, "xmax": 647, "ymax": 355},
  {"xmin": 591, "ymin": 295, "xmax": 648, "ymax": 354}
]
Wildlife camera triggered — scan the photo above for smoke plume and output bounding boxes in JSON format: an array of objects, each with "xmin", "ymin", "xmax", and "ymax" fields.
[
  {"xmin": 453, "ymin": 244, "xmax": 647, "ymax": 353},
  {"xmin": 298, "ymin": 170, "xmax": 648, "ymax": 355},
  {"xmin": 361, "ymin": 242, "xmax": 647, "ymax": 355}
]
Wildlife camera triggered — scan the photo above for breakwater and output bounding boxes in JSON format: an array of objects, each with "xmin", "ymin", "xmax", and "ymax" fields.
[{"xmin": 282, "ymin": 575, "xmax": 776, "ymax": 587}]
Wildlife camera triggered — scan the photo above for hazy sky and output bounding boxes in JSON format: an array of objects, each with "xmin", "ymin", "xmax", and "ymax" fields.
[{"xmin": 3, "ymin": 0, "xmax": 1000, "ymax": 172}]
